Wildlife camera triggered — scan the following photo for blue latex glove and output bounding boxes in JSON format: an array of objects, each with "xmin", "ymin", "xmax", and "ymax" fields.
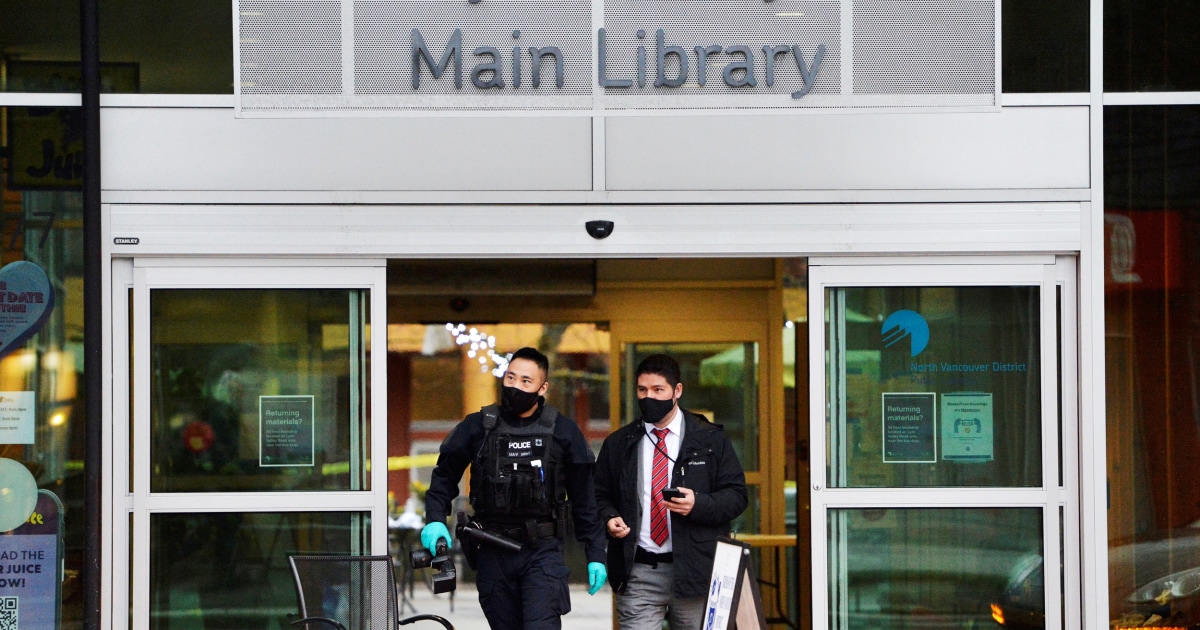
[
  {"xmin": 420, "ymin": 522, "xmax": 451, "ymax": 556},
  {"xmin": 587, "ymin": 562, "xmax": 607, "ymax": 595}
]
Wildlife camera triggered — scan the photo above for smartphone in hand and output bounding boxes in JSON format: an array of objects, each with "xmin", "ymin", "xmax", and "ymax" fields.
[{"xmin": 661, "ymin": 488, "xmax": 685, "ymax": 501}]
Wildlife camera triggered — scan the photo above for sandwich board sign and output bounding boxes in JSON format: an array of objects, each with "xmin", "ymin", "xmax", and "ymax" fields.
[{"xmin": 703, "ymin": 538, "xmax": 767, "ymax": 630}]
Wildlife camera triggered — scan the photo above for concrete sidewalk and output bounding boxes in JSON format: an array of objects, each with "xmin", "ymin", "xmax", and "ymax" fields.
[{"xmin": 400, "ymin": 582, "xmax": 614, "ymax": 630}]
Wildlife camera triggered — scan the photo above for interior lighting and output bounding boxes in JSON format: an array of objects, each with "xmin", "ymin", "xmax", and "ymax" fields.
[{"xmin": 446, "ymin": 322, "xmax": 511, "ymax": 377}]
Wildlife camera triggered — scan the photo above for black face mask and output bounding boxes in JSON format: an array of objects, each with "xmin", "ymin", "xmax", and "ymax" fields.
[
  {"xmin": 639, "ymin": 397, "xmax": 676, "ymax": 424},
  {"xmin": 500, "ymin": 385, "xmax": 541, "ymax": 415}
]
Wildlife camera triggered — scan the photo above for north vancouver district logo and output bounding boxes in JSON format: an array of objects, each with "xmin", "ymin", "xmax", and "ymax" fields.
[{"xmin": 881, "ymin": 309, "xmax": 930, "ymax": 357}]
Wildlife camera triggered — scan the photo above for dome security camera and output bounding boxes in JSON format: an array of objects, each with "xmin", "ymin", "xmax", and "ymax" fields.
[{"xmin": 585, "ymin": 220, "xmax": 615, "ymax": 239}]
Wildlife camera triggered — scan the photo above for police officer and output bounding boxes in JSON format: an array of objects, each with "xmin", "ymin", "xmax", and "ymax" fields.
[{"xmin": 420, "ymin": 347, "xmax": 608, "ymax": 629}]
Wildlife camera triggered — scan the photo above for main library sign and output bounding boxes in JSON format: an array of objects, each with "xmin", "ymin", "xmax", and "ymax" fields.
[{"xmin": 235, "ymin": 0, "xmax": 998, "ymax": 115}]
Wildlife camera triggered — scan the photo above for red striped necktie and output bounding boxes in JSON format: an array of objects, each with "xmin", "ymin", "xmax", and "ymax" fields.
[{"xmin": 650, "ymin": 427, "xmax": 670, "ymax": 546}]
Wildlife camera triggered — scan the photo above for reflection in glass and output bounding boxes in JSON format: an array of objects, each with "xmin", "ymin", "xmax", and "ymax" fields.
[
  {"xmin": 99, "ymin": 0, "xmax": 233, "ymax": 94},
  {"xmin": 829, "ymin": 508, "xmax": 1043, "ymax": 630},
  {"xmin": 150, "ymin": 512, "xmax": 366, "ymax": 630},
  {"xmin": 0, "ymin": 107, "xmax": 86, "ymax": 628},
  {"xmin": 0, "ymin": 4, "xmax": 81, "ymax": 90},
  {"xmin": 150, "ymin": 289, "xmax": 370, "ymax": 492},
  {"xmin": 1105, "ymin": 0, "xmax": 1200, "ymax": 92},
  {"xmin": 1105, "ymin": 106, "xmax": 1200, "ymax": 628},
  {"xmin": 623, "ymin": 342, "xmax": 759, "ymax": 472},
  {"xmin": 1001, "ymin": 0, "xmax": 1088, "ymax": 92},
  {"xmin": 826, "ymin": 286, "xmax": 1042, "ymax": 488}
]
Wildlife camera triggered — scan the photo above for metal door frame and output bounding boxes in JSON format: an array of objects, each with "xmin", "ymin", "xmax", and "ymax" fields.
[
  {"xmin": 807, "ymin": 255, "xmax": 1079, "ymax": 630},
  {"xmin": 107, "ymin": 258, "xmax": 388, "ymax": 630}
]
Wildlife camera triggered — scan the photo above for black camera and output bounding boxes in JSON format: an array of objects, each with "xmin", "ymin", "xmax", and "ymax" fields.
[
  {"xmin": 585, "ymin": 220, "xmax": 615, "ymax": 239},
  {"xmin": 409, "ymin": 540, "xmax": 456, "ymax": 594}
]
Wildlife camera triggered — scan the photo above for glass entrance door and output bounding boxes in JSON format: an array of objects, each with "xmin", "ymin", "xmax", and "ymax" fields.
[
  {"xmin": 808, "ymin": 258, "xmax": 1078, "ymax": 630},
  {"xmin": 612, "ymin": 321, "xmax": 773, "ymax": 536},
  {"xmin": 116, "ymin": 261, "xmax": 387, "ymax": 630}
]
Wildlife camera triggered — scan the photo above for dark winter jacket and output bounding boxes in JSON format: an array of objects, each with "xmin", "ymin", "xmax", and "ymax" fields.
[{"xmin": 594, "ymin": 410, "xmax": 748, "ymax": 597}]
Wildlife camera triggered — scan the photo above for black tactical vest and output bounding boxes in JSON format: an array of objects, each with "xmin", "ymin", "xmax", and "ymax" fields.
[{"xmin": 471, "ymin": 404, "xmax": 567, "ymax": 522}]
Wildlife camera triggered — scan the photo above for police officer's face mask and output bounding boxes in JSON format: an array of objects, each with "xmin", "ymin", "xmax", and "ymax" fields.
[
  {"xmin": 500, "ymin": 385, "xmax": 541, "ymax": 415},
  {"xmin": 639, "ymin": 396, "xmax": 676, "ymax": 424}
]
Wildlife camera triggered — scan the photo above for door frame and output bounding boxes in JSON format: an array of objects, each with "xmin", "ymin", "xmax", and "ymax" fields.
[
  {"xmin": 807, "ymin": 255, "xmax": 1079, "ymax": 630},
  {"xmin": 108, "ymin": 258, "xmax": 389, "ymax": 630},
  {"xmin": 608, "ymin": 320, "xmax": 774, "ymax": 504}
]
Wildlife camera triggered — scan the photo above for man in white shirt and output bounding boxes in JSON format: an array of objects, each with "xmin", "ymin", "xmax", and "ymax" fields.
[{"xmin": 594, "ymin": 354, "xmax": 748, "ymax": 629}]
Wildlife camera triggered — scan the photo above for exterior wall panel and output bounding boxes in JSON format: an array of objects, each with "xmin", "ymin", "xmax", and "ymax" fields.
[
  {"xmin": 101, "ymin": 107, "xmax": 594, "ymax": 192},
  {"xmin": 107, "ymin": 202, "xmax": 1082, "ymax": 257},
  {"xmin": 606, "ymin": 107, "xmax": 1089, "ymax": 191}
]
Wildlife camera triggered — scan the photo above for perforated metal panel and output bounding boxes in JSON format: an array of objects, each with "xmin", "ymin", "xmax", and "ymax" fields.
[
  {"xmin": 853, "ymin": 0, "xmax": 995, "ymax": 103},
  {"xmin": 240, "ymin": 1, "xmax": 343, "ymax": 95},
  {"xmin": 235, "ymin": 0, "xmax": 998, "ymax": 114}
]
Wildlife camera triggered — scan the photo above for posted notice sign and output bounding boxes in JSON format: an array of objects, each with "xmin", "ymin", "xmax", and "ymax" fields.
[
  {"xmin": 940, "ymin": 392, "xmax": 994, "ymax": 462},
  {"xmin": 0, "ymin": 490, "xmax": 63, "ymax": 630},
  {"xmin": 0, "ymin": 392, "xmax": 34, "ymax": 445},
  {"xmin": 259, "ymin": 395, "xmax": 315, "ymax": 467},
  {"xmin": 882, "ymin": 392, "xmax": 936, "ymax": 463}
]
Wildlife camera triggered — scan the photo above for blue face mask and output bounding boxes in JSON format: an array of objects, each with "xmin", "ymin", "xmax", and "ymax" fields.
[{"xmin": 639, "ymin": 396, "xmax": 675, "ymax": 423}]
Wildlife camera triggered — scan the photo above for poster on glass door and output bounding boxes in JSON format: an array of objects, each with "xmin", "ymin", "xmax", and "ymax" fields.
[
  {"xmin": 940, "ymin": 392, "xmax": 994, "ymax": 462},
  {"xmin": 881, "ymin": 392, "xmax": 936, "ymax": 463},
  {"xmin": 259, "ymin": 395, "xmax": 315, "ymax": 467}
]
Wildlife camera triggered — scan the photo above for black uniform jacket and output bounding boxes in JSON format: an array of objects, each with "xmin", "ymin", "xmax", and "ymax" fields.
[
  {"xmin": 594, "ymin": 410, "xmax": 748, "ymax": 597},
  {"xmin": 424, "ymin": 400, "xmax": 607, "ymax": 565}
]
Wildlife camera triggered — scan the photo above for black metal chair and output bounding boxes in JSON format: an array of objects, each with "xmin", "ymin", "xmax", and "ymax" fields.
[{"xmin": 288, "ymin": 555, "xmax": 453, "ymax": 630}]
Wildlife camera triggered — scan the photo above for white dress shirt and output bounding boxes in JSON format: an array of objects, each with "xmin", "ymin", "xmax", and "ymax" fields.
[{"xmin": 637, "ymin": 407, "xmax": 683, "ymax": 553}]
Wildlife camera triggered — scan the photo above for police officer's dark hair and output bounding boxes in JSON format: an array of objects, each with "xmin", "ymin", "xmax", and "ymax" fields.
[
  {"xmin": 509, "ymin": 346, "xmax": 550, "ymax": 376},
  {"xmin": 635, "ymin": 354, "xmax": 681, "ymax": 388}
]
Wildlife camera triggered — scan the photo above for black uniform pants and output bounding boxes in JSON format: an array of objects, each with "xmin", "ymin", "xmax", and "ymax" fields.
[{"xmin": 475, "ymin": 537, "xmax": 571, "ymax": 630}]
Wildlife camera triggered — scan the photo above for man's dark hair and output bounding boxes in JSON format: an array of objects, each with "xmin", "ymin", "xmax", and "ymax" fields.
[
  {"xmin": 510, "ymin": 346, "xmax": 550, "ymax": 376},
  {"xmin": 635, "ymin": 354, "xmax": 681, "ymax": 388}
]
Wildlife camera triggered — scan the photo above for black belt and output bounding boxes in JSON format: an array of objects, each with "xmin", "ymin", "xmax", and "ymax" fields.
[
  {"xmin": 483, "ymin": 520, "xmax": 558, "ymax": 543},
  {"xmin": 635, "ymin": 546, "xmax": 673, "ymax": 567}
]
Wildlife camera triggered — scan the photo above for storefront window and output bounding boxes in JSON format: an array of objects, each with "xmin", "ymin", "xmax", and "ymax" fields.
[
  {"xmin": 5, "ymin": 0, "xmax": 231, "ymax": 94},
  {"xmin": 0, "ymin": 4, "xmax": 81, "ymax": 91},
  {"xmin": 826, "ymin": 285, "xmax": 1043, "ymax": 489},
  {"xmin": 99, "ymin": 0, "xmax": 233, "ymax": 94},
  {"xmin": 1105, "ymin": 105, "xmax": 1200, "ymax": 628},
  {"xmin": 0, "ymin": 106, "xmax": 87, "ymax": 629},
  {"xmin": 1105, "ymin": 0, "xmax": 1200, "ymax": 91},
  {"xmin": 149, "ymin": 288, "xmax": 371, "ymax": 493},
  {"xmin": 1001, "ymin": 0, "xmax": 1089, "ymax": 92},
  {"xmin": 829, "ymin": 507, "xmax": 1044, "ymax": 629},
  {"xmin": 149, "ymin": 511, "xmax": 365, "ymax": 629}
]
